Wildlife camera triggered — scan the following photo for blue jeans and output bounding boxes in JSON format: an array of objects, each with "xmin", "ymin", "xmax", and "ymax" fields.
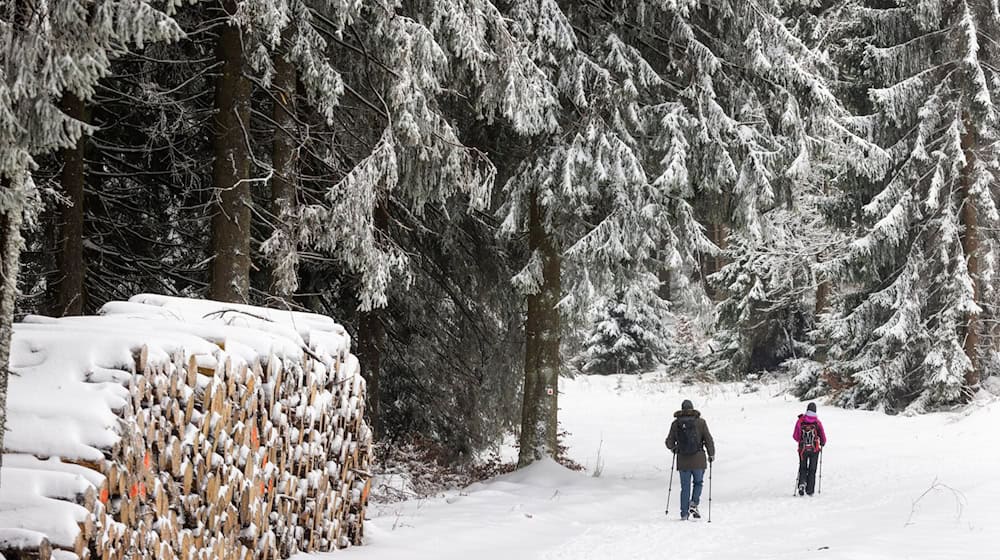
[{"xmin": 679, "ymin": 469, "xmax": 705, "ymax": 517}]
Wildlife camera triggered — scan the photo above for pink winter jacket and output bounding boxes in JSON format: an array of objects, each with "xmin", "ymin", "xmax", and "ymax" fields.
[{"xmin": 792, "ymin": 412, "xmax": 827, "ymax": 447}]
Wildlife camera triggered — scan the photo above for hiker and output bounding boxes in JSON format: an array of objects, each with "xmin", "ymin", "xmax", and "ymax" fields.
[
  {"xmin": 665, "ymin": 399, "xmax": 715, "ymax": 520},
  {"xmin": 793, "ymin": 402, "xmax": 827, "ymax": 496}
]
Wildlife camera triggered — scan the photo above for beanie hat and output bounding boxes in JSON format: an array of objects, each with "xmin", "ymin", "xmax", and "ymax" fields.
[
  {"xmin": 681, "ymin": 399, "xmax": 693, "ymax": 410},
  {"xmin": 807, "ymin": 402, "xmax": 817, "ymax": 412}
]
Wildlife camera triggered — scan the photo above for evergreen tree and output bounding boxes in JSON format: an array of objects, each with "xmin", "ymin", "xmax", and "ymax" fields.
[
  {"xmin": 708, "ymin": 203, "xmax": 835, "ymax": 378},
  {"xmin": 810, "ymin": 0, "xmax": 1000, "ymax": 412},
  {"xmin": 650, "ymin": 0, "xmax": 887, "ymax": 381},
  {"xmin": 578, "ymin": 286, "xmax": 670, "ymax": 375},
  {"xmin": 503, "ymin": 0, "xmax": 882, "ymax": 464},
  {"xmin": 0, "ymin": 0, "xmax": 181, "ymax": 474},
  {"xmin": 259, "ymin": 0, "xmax": 557, "ymax": 450}
]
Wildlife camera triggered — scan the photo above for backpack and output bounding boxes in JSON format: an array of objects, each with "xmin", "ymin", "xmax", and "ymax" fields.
[
  {"xmin": 800, "ymin": 422, "xmax": 821, "ymax": 454},
  {"xmin": 676, "ymin": 417, "xmax": 701, "ymax": 455}
]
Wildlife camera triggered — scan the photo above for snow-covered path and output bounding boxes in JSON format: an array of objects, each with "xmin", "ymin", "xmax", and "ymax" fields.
[{"xmin": 301, "ymin": 375, "xmax": 999, "ymax": 560}]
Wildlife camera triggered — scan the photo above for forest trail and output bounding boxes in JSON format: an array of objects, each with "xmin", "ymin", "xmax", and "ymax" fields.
[{"xmin": 302, "ymin": 375, "xmax": 999, "ymax": 560}]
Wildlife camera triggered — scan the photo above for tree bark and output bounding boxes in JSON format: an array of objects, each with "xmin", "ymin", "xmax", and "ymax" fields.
[
  {"xmin": 357, "ymin": 308, "xmax": 384, "ymax": 439},
  {"xmin": 658, "ymin": 260, "xmax": 672, "ymax": 302},
  {"xmin": 270, "ymin": 26, "xmax": 299, "ymax": 298},
  {"xmin": 960, "ymin": 125, "xmax": 980, "ymax": 393},
  {"xmin": 815, "ymin": 259, "xmax": 829, "ymax": 317},
  {"xmin": 518, "ymin": 187, "xmax": 561, "ymax": 468},
  {"xmin": 54, "ymin": 92, "xmax": 88, "ymax": 316},
  {"xmin": 0, "ymin": 173, "xmax": 27, "ymax": 479},
  {"xmin": 210, "ymin": 1, "xmax": 252, "ymax": 303},
  {"xmin": 356, "ymin": 202, "xmax": 389, "ymax": 439},
  {"xmin": 702, "ymin": 222, "xmax": 728, "ymax": 300}
]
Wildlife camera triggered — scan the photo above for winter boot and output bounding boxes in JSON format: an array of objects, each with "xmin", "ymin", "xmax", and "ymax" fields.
[
  {"xmin": 689, "ymin": 503, "xmax": 700, "ymax": 519},
  {"xmin": 798, "ymin": 482, "xmax": 806, "ymax": 496}
]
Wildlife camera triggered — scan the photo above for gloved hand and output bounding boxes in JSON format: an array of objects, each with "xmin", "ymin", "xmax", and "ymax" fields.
[{"xmin": 708, "ymin": 455, "xmax": 714, "ymax": 463}]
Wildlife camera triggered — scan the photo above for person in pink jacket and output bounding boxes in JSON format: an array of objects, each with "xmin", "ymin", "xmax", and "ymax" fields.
[{"xmin": 793, "ymin": 402, "xmax": 827, "ymax": 496}]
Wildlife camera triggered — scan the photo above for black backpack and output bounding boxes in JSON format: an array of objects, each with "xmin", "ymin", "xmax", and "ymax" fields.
[
  {"xmin": 800, "ymin": 422, "xmax": 821, "ymax": 453},
  {"xmin": 676, "ymin": 417, "xmax": 701, "ymax": 455}
]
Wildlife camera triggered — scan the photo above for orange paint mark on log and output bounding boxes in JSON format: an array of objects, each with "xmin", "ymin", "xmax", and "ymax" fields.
[
  {"xmin": 129, "ymin": 483, "xmax": 139, "ymax": 498},
  {"xmin": 252, "ymin": 426, "xmax": 259, "ymax": 447},
  {"xmin": 99, "ymin": 487, "xmax": 110, "ymax": 504},
  {"xmin": 144, "ymin": 452, "xmax": 151, "ymax": 470}
]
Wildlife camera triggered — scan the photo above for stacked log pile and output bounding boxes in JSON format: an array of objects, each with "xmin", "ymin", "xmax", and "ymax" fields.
[{"xmin": 1, "ymin": 295, "xmax": 371, "ymax": 560}]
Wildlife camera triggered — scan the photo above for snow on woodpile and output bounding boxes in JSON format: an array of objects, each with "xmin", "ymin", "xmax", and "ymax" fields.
[{"xmin": 2, "ymin": 294, "xmax": 372, "ymax": 560}]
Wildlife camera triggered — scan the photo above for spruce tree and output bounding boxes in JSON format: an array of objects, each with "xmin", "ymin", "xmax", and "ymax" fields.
[
  {"xmin": 0, "ymin": 0, "xmax": 181, "ymax": 476},
  {"xmin": 579, "ymin": 286, "xmax": 670, "ymax": 375},
  {"xmin": 812, "ymin": 0, "xmax": 1000, "ymax": 411}
]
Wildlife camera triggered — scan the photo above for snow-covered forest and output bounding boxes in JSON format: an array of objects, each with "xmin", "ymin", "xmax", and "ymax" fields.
[{"xmin": 1, "ymin": 0, "xmax": 999, "ymax": 557}]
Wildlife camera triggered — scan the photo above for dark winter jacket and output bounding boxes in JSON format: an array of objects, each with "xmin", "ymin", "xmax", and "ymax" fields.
[{"xmin": 665, "ymin": 410, "xmax": 716, "ymax": 470}]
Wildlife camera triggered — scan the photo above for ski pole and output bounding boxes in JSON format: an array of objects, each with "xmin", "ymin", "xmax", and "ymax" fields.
[
  {"xmin": 818, "ymin": 449, "xmax": 823, "ymax": 495},
  {"xmin": 665, "ymin": 451, "xmax": 676, "ymax": 515},
  {"xmin": 707, "ymin": 459, "xmax": 713, "ymax": 523},
  {"xmin": 793, "ymin": 449, "xmax": 800, "ymax": 496}
]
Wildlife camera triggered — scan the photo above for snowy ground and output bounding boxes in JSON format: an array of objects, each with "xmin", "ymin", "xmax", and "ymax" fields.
[{"xmin": 300, "ymin": 374, "xmax": 999, "ymax": 560}]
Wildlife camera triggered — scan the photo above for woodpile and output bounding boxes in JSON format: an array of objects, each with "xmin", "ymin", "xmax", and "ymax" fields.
[{"xmin": 1, "ymin": 295, "xmax": 371, "ymax": 560}]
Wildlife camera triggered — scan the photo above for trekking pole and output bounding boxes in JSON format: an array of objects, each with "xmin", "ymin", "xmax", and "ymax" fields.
[
  {"xmin": 793, "ymin": 449, "xmax": 800, "ymax": 496},
  {"xmin": 665, "ymin": 451, "xmax": 676, "ymax": 515},
  {"xmin": 818, "ymin": 450, "xmax": 823, "ymax": 495},
  {"xmin": 707, "ymin": 459, "xmax": 713, "ymax": 523}
]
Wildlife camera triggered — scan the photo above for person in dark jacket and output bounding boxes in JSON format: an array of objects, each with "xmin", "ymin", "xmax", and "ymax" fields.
[
  {"xmin": 665, "ymin": 399, "xmax": 715, "ymax": 520},
  {"xmin": 793, "ymin": 402, "xmax": 827, "ymax": 496}
]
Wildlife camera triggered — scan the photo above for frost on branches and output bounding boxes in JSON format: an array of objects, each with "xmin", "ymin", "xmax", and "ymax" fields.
[
  {"xmin": 263, "ymin": 0, "xmax": 554, "ymax": 310},
  {"xmin": 810, "ymin": 0, "xmax": 1000, "ymax": 412},
  {"xmin": 0, "ymin": 0, "xmax": 181, "ymax": 472},
  {"xmin": 588, "ymin": 0, "xmax": 883, "ymax": 381},
  {"xmin": 578, "ymin": 284, "xmax": 671, "ymax": 376},
  {"xmin": 707, "ymin": 212, "xmax": 830, "ymax": 379}
]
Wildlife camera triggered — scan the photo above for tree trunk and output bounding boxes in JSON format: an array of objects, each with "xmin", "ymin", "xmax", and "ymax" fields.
[
  {"xmin": 702, "ymin": 222, "xmax": 728, "ymax": 300},
  {"xmin": 270, "ymin": 27, "xmax": 299, "ymax": 298},
  {"xmin": 55, "ymin": 93, "xmax": 87, "ymax": 316},
  {"xmin": 210, "ymin": 1, "xmax": 252, "ymax": 303},
  {"xmin": 815, "ymin": 260, "xmax": 829, "ymax": 317},
  {"xmin": 658, "ymin": 261, "xmax": 672, "ymax": 302},
  {"xmin": 357, "ymin": 308, "xmax": 384, "ymax": 439},
  {"xmin": 356, "ymin": 202, "xmax": 389, "ymax": 439},
  {"xmin": 960, "ymin": 125, "xmax": 980, "ymax": 393},
  {"xmin": 0, "ymin": 173, "xmax": 27, "ymax": 479},
  {"xmin": 518, "ymin": 187, "xmax": 561, "ymax": 468}
]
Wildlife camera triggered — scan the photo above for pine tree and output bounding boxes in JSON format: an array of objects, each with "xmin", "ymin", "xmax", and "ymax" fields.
[
  {"xmin": 812, "ymin": 0, "xmax": 1000, "ymax": 411},
  {"xmin": 209, "ymin": 0, "xmax": 253, "ymax": 303},
  {"xmin": 501, "ymin": 1, "xmax": 711, "ymax": 466},
  {"xmin": 708, "ymin": 205, "xmax": 833, "ymax": 378},
  {"xmin": 627, "ymin": 0, "xmax": 886, "ymax": 381},
  {"xmin": 258, "ymin": 0, "xmax": 558, "ymax": 444},
  {"xmin": 0, "ymin": 0, "xmax": 181, "ymax": 476},
  {"xmin": 579, "ymin": 286, "xmax": 670, "ymax": 375},
  {"xmin": 502, "ymin": 0, "xmax": 883, "ymax": 465}
]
